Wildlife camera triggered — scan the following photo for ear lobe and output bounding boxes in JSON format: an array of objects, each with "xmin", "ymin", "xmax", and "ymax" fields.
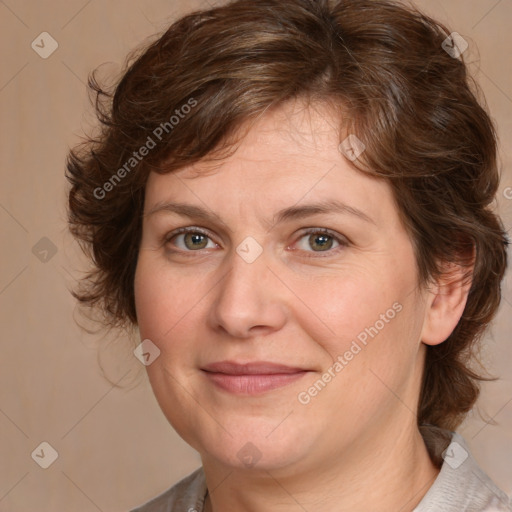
[{"xmin": 421, "ymin": 262, "xmax": 473, "ymax": 346}]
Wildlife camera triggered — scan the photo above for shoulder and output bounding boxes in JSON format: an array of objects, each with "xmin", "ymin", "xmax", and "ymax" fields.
[
  {"xmin": 130, "ymin": 467, "xmax": 207, "ymax": 512},
  {"xmin": 415, "ymin": 430, "xmax": 511, "ymax": 512}
]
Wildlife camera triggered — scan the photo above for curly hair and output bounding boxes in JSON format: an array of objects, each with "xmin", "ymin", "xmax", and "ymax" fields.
[{"xmin": 66, "ymin": 0, "xmax": 508, "ymax": 431}]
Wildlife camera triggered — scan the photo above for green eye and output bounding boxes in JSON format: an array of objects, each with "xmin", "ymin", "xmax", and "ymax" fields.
[
  {"xmin": 165, "ymin": 228, "xmax": 215, "ymax": 251},
  {"xmin": 163, "ymin": 226, "xmax": 348, "ymax": 257},
  {"xmin": 293, "ymin": 228, "xmax": 348, "ymax": 255}
]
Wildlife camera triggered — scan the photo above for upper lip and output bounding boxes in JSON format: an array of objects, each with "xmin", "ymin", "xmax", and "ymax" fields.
[{"xmin": 201, "ymin": 361, "xmax": 307, "ymax": 375}]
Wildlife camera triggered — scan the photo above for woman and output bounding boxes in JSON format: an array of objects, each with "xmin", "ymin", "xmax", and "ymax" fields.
[{"xmin": 66, "ymin": 0, "xmax": 511, "ymax": 510}]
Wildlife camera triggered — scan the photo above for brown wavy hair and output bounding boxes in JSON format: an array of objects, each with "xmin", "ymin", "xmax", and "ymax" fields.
[{"xmin": 66, "ymin": 0, "xmax": 508, "ymax": 431}]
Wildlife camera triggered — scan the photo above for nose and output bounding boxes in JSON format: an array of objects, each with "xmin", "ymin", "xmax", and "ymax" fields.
[{"xmin": 208, "ymin": 245, "xmax": 288, "ymax": 339}]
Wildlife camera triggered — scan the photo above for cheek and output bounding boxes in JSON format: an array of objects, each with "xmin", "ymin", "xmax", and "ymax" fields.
[
  {"xmin": 134, "ymin": 255, "xmax": 192, "ymax": 338},
  {"xmin": 133, "ymin": 258, "xmax": 202, "ymax": 434},
  {"xmin": 296, "ymin": 260, "xmax": 423, "ymax": 388},
  {"xmin": 134, "ymin": 266, "xmax": 176, "ymax": 368},
  {"xmin": 296, "ymin": 267, "xmax": 399, "ymax": 346},
  {"xmin": 133, "ymin": 255, "xmax": 211, "ymax": 388},
  {"xmin": 134, "ymin": 261, "xmax": 162, "ymax": 339}
]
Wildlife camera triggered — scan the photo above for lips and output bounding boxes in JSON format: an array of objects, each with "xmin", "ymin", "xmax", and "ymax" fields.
[
  {"xmin": 201, "ymin": 361, "xmax": 310, "ymax": 394},
  {"xmin": 202, "ymin": 361, "xmax": 306, "ymax": 375}
]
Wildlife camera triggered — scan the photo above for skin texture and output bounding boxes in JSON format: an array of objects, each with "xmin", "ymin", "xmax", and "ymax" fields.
[{"xmin": 134, "ymin": 99, "xmax": 470, "ymax": 512}]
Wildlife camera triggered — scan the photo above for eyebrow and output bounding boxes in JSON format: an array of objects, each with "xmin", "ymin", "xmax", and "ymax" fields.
[{"xmin": 144, "ymin": 198, "xmax": 376, "ymax": 230}]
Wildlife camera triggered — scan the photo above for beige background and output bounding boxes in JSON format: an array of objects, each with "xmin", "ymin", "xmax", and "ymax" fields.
[{"xmin": 0, "ymin": 0, "xmax": 511, "ymax": 510}]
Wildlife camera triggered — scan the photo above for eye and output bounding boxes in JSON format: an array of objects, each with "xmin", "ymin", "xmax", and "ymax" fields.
[
  {"xmin": 164, "ymin": 227, "xmax": 217, "ymax": 252},
  {"xmin": 163, "ymin": 226, "xmax": 348, "ymax": 256},
  {"xmin": 292, "ymin": 228, "xmax": 348, "ymax": 256}
]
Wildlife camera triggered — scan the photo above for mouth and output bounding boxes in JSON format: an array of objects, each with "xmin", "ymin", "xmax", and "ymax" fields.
[{"xmin": 200, "ymin": 361, "xmax": 311, "ymax": 395}]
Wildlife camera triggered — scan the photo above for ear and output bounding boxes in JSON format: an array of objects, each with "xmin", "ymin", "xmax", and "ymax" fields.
[{"xmin": 421, "ymin": 260, "xmax": 473, "ymax": 346}]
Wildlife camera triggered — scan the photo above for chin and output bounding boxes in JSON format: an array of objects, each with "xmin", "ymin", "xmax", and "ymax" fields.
[{"xmin": 189, "ymin": 420, "xmax": 311, "ymax": 471}]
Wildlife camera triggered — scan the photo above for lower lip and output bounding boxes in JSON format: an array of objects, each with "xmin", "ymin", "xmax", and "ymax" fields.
[{"xmin": 202, "ymin": 371, "xmax": 308, "ymax": 395}]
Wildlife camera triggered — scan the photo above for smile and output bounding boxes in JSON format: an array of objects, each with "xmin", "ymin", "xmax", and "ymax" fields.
[
  {"xmin": 203, "ymin": 372, "xmax": 309, "ymax": 394},
  {"xmin": 201, "ymin": 361, "xmax": 311, "ymax": 395}
]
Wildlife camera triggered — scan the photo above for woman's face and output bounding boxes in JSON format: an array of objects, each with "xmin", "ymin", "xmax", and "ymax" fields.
[{"xmin": 134, "ymin": 100, "xmax": 433, "ymax": 474}]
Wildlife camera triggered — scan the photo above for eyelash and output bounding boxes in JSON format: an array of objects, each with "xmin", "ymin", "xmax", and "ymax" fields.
[{"xmin": 162, "ymin": 226, "xmax": 349, "ymax": 258}]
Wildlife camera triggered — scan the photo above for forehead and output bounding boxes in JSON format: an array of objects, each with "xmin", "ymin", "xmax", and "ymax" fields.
[{"xmin": 143, "ymin": 99, "xmax": 396, "ymax": 228}]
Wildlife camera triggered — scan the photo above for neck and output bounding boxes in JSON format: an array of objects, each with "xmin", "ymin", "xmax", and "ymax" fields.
[{"xmin": 202, "ymin": 424, "xmax": 440, "ymax": 512}]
